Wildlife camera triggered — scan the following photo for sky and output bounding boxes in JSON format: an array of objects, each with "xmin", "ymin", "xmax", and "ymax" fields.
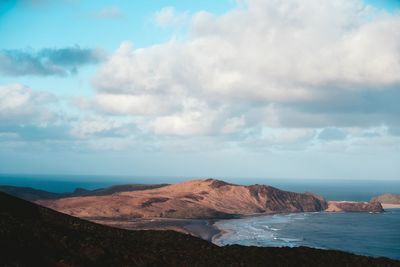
[{"xmin": 0, "ymin": 0, "xmax": 400, "ymax": 180}]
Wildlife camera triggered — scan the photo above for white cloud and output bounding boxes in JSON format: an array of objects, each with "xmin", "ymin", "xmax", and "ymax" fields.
[
  {"xmin": 145, "ymin": 98, "xmax": 219, "ymax": 136},
  {"xmin": 149, "ymin": 111, "xmax": 211, "ymax": 136},
  {"xmin": 154, "ymin": 7, "xmax": 187, "ymax": 27},
  {"xmin": 94, "ymin": 93, "xmax": 178, "ymax": 116},
  {"xmin": 91, "ymin": 0, "xmax": 400, "ymax": 149},
  {"xmin": 0, "ymin": 84, "xmax": 55, "ymax": 124}
]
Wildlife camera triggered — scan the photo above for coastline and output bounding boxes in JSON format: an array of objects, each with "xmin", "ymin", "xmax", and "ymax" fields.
[
  {"xmin": 204, "ymin": 210, "xmax": 400, "ymax": 261},
  {"xmin": 88, "ymin": 210, "xmax": 357, "ymax": 245},
  {"xmin": 87, "ymin": 205, "xmax": 397, "ymax": 245}
]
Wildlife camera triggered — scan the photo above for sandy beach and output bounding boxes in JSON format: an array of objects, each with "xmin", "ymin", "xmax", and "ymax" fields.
[
  {"xmin": 382, "ymin": 204, "xmax": 400, "ymax": 209},
  {"xmin": 91, "ymin": 217, "xmax": 221, "ymax": 242}
]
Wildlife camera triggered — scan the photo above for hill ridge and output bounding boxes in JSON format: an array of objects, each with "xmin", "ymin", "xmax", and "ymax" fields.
[{"xmin": 38, "ymin": 178, "xmax": 328, "ymax": 219}]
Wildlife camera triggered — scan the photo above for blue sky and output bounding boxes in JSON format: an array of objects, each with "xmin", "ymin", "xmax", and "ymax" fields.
[{"xmin": 0, "ymin": 0, "xmax": 400, "ymax": 180}]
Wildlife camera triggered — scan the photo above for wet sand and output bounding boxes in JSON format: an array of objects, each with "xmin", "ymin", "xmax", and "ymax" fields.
[{"xmin": 91, "ymin": 217, "xmax": 221, "ymax": 242}]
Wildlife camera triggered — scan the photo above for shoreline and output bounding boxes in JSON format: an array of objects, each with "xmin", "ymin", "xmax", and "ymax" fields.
[{"xmin": 88, "ymin": 206, "xmax": 399, "ymax": 245}]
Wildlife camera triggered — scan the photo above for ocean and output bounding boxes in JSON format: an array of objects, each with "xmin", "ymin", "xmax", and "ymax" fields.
[{"xmin": 214, "ymin": 210, "xmax": 400, "ymax": 260}]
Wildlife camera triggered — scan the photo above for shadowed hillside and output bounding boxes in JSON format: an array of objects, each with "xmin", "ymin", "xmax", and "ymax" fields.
[{"xmin": 1, "ymin": 192, "xmax": 399, "ymax": 267}]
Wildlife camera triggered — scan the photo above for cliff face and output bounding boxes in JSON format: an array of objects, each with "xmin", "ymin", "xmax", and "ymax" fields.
[
  {"xmin": 38, "ymin": 179, "xmax": 328, "ymax": 219},
  {"xmin": 325, "ymin": 201, "xmax": 383, "ymax": 212},
  {"xmin": 247, "ymin": 185, "xmax": 328, "ymax": 213}
]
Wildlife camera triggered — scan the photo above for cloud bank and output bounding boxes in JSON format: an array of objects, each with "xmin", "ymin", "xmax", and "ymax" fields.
[
  {"xmin": 0, "ymin": 46, "xmax": 104, "ymax": 76},
  {"xmin": 2, "ymin": 0, "xmax": 400, "ymax": 157},
  {"xmin": 91, "ymin": 0, "xmax": 400, "ymax": 143}
]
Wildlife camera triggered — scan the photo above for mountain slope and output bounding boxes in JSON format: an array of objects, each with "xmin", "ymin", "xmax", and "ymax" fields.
[
  {"xmin": 1, "ymin": 192, "xmax": 399, "ymax": 267},
  {"xmin": 38, "ymin": 179, "xmax": 328, "ymax": 219}
]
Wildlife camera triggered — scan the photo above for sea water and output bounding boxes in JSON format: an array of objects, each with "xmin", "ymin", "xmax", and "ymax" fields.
[{"xmin": 214, "ymin": 210, "xmax": 400, "ymax": 260}]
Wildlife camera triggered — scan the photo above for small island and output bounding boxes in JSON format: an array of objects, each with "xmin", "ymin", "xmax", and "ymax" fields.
[{"xmin": 325, "ymin": 201, "xmax": 383, "ymax": 212}]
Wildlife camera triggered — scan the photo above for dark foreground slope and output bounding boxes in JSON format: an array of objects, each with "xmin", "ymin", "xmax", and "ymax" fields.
[{"xmin": 0, "ymin": 192, "xmax": 399, "ymax": 267}]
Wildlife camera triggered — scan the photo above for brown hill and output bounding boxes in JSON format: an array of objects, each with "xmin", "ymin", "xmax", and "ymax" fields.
[
  {"xmin": 38, "ymin": 179, "xmax": 328, "ymax": 219},
  {"xmin": 1, "ymin": 192, "xmax": 399, "ymax": 267}
]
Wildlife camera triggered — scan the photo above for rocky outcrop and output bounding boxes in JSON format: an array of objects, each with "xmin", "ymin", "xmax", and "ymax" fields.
[
  {"xmin": 325, "ymin": 201, "xmax": 383, "ymax": 212},
  {"xmin": 38, "ymin": 179, "xmax": 328, "ymax": 219}
]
